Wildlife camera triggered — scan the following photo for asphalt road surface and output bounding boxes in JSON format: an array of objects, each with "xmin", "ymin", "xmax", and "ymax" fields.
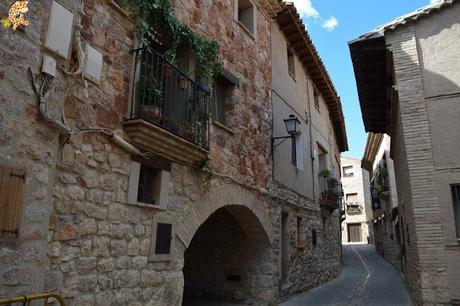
[{"xmin": 280, "ymin": 244, "xmax": 412, "ymax": 306}]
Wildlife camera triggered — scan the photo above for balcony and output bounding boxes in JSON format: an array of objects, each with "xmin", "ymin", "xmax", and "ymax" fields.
[
  {"xmin": 123, "ymin": 47, "xmax": 210, "ymax": 166},
  {"xmin": 319, "ymin": 175, "xmax": 342, "ymax": 213},
  {"xmin": 346, "ymin": 202, "xmax": 362, "ymax": 215}
]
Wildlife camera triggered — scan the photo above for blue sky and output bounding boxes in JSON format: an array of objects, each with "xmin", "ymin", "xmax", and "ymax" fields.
[{"xmin": 292, "ymin": 0, "xmax": 434, "ymax": 158}]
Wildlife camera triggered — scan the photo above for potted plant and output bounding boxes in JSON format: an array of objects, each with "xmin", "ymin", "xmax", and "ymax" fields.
[{"xmin": 319, "ymin": 169, "xmax": 331, "ymax": 178}]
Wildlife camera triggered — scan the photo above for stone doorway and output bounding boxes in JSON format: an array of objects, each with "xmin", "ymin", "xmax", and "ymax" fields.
[{"xmin": 182, "ymin": 206, "xmax": 272, "ymax": 306}]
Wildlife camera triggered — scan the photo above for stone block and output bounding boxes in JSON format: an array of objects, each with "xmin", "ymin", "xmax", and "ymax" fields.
[
  {"xmin": 93, "ymin": 236, "xmax": 111, "ymax": 257},
  {"xmin": 127, "ymin": 238, "xmax": 140, "ymax": 256},
  {"xmin": 97, "ymin": 258, "xmax": 115, "ymax": 273},
  {"xmin": 44, "ymin": 271, "xmax": 63, "ymax": 292},
  {"xmin": 108, "ymin": 203, "xmax": 127, "ymax": 223},
  {"xmin": 3, "ymin": 267, "xmax": 37, "ymax": 286},
  {"xmin": 132, "ymin": 256, "xmax": 148, "ymax": 270},
  {"xmin": 96, "ymin": 291, "xmax": 113, "ymax": 306},
  {"xmin": 81, "ymin": 202, "xmax": 107, "ymax": 220},
  {"xmin": 80, "ymin": 218, "xmax": 97, "ymax": 236},
  {"xmin": 0, "ymin": 248, "xmax": 19, "ymax": 266},
  {"xmin": 70, "ymin": 294, "xmax": 95, "ymax": 306},
  {"xmin": 140, "ymin": 270, "xmax": 163, "ymax": 286},
  {"xmin": 116, "ymin": 256, "xmax": 131, "ymax": 269},
  {"xmin": 98, "ymin": 274, "xmax": 113, "ymax": 290},
  {"xmin": 111, "ymin": 240, "xmax": 128, "ymax": 257},
  {"xmin": 77, "ymin": 257, "xmax": 97, "ymax": 274}
]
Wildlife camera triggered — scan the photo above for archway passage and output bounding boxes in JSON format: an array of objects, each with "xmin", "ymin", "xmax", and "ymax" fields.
[{"xmin": 182, "ymin": 206, "xmax": 272, "ymax": 306}]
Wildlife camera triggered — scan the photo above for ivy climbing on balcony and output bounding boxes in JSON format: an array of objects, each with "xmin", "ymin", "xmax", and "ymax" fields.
[{"xmin": 121, "ymin": 0, "xmax": 223, "ymax": 83}]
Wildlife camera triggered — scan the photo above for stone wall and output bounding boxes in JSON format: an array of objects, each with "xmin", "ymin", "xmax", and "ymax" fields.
[
  {"xmin": 0, "ymin": 0, "xmax": 62, "ymax": 298},
  {"xmin": 0, "ymin": 0, "xmax": 342, "ymax": 304}
]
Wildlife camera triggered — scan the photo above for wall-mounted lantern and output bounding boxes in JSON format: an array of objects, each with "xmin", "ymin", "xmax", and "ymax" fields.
[
  {"xmin": 283, "ymin": 115, "xmax": 301, "ymax": 136},
  {"xmin": 271, "ymin": 115, "xmax": 301, "ymax": 158}
]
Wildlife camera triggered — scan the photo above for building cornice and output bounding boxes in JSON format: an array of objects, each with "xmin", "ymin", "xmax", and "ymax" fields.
[
  {"xmin": 276, "ymin": 3, "xmax": 348, "ymax": 152},
  {"xmin": 362, "ymin": 133, "xmax": 384, "ymax": 173},
  {"xmin": 255, "ymin": 0, "xmax": 284, "ymax": 19}
]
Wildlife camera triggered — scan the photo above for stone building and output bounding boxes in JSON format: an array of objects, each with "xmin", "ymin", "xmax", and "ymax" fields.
[
  {"xmin": 350, "ymin": 0, "xmax": 460, "ymax": 304},
  {"xmin": 362, "ymin": 133, "xmax": 401, "ymax": 270},
  {"xmin": 271, "ymin": 3, "xmax": 348, "ymax": 299},
  {"xmin": 340, "ymin": 157, "xmax": 372, "ymax": 245},
  {"xmin": 0, "ymin": 0, "xmax": 348, "ymax": 305}
]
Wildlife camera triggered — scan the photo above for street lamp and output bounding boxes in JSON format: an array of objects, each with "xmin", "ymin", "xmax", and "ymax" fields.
[
  {"xmin": 283, "ymin": 114, "xmax": 301, "ymax": 136},
  {"xmin": 271, "ymin": 115, "xmax": 301, "ymax": 154}
]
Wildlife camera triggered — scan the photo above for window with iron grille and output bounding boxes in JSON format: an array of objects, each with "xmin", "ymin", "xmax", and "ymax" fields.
[{"xmin": 451, "ymin": 184, "xmax": 460, "ymax": 238}]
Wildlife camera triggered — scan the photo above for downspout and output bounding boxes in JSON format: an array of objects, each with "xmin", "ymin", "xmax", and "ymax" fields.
[{"xmin": 306, "ymin": 77, "xmax": 315, "ymax": 202}]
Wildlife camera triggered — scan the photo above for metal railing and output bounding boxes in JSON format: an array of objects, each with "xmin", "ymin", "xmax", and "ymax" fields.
[
  {"xmin": 0, "ymin": 293, "xmax": 65, "ymax": 305},
  {"xmin": 346, "ymin": 204, "xmax": 362, "ymax": 214},
  {"xmin": 371, "ymin": 186, "xmax": 381, "ymax": 209},
  {"xmin": 128, "ymin": 47, "xmax": 211, "ymax": 149},
  {"xmin": 319, "ymin": 176, "xmax": 342, "ymax": 209}
]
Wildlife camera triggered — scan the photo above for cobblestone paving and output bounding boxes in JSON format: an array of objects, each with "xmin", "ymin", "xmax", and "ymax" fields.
[{"xmin": 280, "ymin": 244, "xmax": 412, "ymax": 306}]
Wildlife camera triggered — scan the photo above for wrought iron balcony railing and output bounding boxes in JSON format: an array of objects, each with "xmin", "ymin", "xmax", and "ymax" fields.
[
  {"xmin": 319, "ymin": 176, "xmax": 342, "ymax": 210},
  {"xmin": 346, "ymin": 203, "xmax": 362, "ymax": 214},
  {"xmin": 127, "ymin": 47, "xmax": 210, "ymax": 149}
]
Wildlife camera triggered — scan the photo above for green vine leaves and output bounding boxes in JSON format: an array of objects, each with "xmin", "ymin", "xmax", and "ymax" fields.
[{"xmin": 121, "ymin": 0, "xmax": 223, "ymax": 82}]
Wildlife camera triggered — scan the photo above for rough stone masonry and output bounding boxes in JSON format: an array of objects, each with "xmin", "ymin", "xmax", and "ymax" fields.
[{"xmin": 0, "ymin": 0, "xmax": 342, "ymax": 305}]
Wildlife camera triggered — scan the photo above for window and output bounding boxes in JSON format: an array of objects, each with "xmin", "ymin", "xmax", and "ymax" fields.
[
  {"xmin": 346, "ymin": 193, "xmax": 358, "ymax": 205},
  {"xmin": 451, "ymin": 184, "xmax": 460, "ymax": 238},
  {"xmin": 318, "ymin": 145, "xmax": 328, "ymax": 173},
  {"xmin": 0, "ymin": 165, "xmax": 25, "ymax": 242},
  {"xmin": 138, "ymin": 165, "xmax": 158, "ymax": 204},
  {"xmin": 343, "ymin": 166, "xmax": 354, "ymax": 177},
  {"xmin": 314, "ymin": 87, "xmax": 320, "ymax": 110},
  {"xmin": 236, "ymin": 0, "xmax": 255, "ymax": 36},
  {"xmin": 149, "ymin": 216, "xmax": 176, "ymax": 261},
  {"xmin": 287, "ymin": 47, "xmax": 295, "ymax": 78},
  {"xmin": 212, "ymin": 73, "xmax": 237, "ymax": 126},
  {"xmin": 128, "ymin": 160, "xmax": 170, "ymax": 209}
]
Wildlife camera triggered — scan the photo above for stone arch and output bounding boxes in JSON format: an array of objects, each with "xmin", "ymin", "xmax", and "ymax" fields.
[{"xmin": 176, "ymin": 184, "xmax": 275, "ymax": 248}]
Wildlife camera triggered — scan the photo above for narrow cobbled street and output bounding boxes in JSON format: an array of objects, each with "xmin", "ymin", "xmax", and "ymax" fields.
[{"xmin": 281, "ymin": 245, "xmax": 412, "ymax": 306}]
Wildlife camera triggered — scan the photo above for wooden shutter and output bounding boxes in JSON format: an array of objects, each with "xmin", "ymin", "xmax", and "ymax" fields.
[{"xmin": 0, "ymin": 165, "xmax": 25, "ymax": 241}]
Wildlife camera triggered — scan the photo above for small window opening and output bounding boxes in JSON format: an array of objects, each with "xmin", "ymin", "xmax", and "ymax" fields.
[
  {"xmin": 314, "ymin": 87, "xmax": 320, "ymax": 110},
  {"xmin": 237, "ymin": 0, "xmax": 255, "ymax": 35},
  {"xmin": 288, "ymin": 47, "xmax": 295, "ymax": 78},
  {"xmin": 138, "ymin": 165, "xmax": 159, "ymax": 204},
  {"xmin": 451, "ymin": 184, "xmax": 460, "ymax": 238}
]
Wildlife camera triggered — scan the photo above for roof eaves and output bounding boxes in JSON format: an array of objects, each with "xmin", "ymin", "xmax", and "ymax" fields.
[
  {"xmin": 353, "ymin": 0, "xmax": 458, "ymax": 43},
  {"xmin": 278, "ymin": 2, "xmax": 349, "ymax": 152}
]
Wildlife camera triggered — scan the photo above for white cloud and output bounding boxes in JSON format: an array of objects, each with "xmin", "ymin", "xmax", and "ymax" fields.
[
  {"xmin": 289, "ymin": 0, "xmax": 320, "ymax": 19},
  {"xmin": 322, "ymin": 16, "xmax": 338, "ymax": 31}
]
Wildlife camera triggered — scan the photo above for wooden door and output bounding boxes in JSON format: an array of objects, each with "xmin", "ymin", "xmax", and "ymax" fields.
[{"xmin": 348, "ymin": 223, "xmax": 362, "ymax": 243}]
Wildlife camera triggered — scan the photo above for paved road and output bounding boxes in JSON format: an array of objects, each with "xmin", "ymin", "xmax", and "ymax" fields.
[{"xmin": 280, "ymin": 244, "xmax": 412, "ymax": 306}]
